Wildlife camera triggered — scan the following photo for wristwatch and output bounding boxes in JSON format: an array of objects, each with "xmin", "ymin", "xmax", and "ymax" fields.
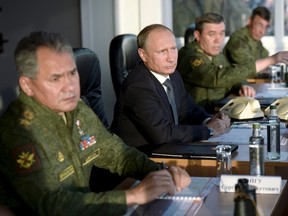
[{"xmin": 207, "ymin": 127, "xmax": 214, "ymax": 137}]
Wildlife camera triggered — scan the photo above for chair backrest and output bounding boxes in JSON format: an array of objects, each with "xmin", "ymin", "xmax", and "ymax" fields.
[
  {"xmin": 109, "ymin": 34, "xmax": 141, "ymax": 97},
  {"xmin": 73, "ymin": 48, "xmax": 109, "ymax": 128},
  {"xmin": 184, "ymin": 23, "xmax": 196, "ymax": 45}
]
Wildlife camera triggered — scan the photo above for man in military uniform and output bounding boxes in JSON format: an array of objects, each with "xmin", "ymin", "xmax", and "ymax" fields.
[
  {"xmin": 223, "ymin": 6, "xmax": 270, "ymax": 74},
  {"xmin": 177, "ymin": 13, "xmax": 288, "ymax": 113},
  {"xmin": 0, "ymin": 31, "xmax": 191, "ymax": 215}
]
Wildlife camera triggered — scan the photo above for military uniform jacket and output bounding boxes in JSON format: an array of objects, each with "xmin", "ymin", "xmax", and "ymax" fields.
[
  {"xmin": 0, "ymin": 92, "xmax": 159, "ymax": 216},
  {"xmin": 177, "ymin": 40, "xmax": 257, "ymax": 111},
  {"xmin": 223, "ymin": 26, "xmax": 269, "ymax": 64}
]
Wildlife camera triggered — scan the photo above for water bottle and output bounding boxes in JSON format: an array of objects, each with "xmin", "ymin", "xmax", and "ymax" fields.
[
  {"xmin": 267, "ymin": 105, "xmax": 281, "ymax": 160},
  {"xmin": 249, "ymin": 123, "xmax": 265, "ymax": 176}
]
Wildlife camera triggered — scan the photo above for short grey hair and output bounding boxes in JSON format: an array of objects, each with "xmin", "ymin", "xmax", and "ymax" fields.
[{"xmin": 14, "ymin": 31, "xmax": 74, "ymax": 78}]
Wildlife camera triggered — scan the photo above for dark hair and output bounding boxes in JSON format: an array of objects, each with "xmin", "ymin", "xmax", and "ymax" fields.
[
  {"xmin": 251, "ymin": 6, "xmax": 271, "ymax": 22},
  {"xmin": 137, "ymin": 24, "xmax": 173, "ymax": 49},
  {"xmin": 14, "ymin": 31, "xmax": 74, "ymax": 78},
  {"xmin": 195, "ymin": 13, "xmax": 224, "ymax": 33}
]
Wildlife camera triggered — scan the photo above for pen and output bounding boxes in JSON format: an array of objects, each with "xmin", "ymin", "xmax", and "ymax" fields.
[{"xmin": 159, "ymin": 161, "xmax": 168, "ymax": 170}]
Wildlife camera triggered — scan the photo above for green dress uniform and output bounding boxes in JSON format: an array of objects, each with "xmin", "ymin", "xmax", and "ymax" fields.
[
  {"xmin": 177, "ymin": 40, "xmax": 257, "ymax": 112},
  {"xmin": 0, "ymin": 92, "xmax": 160, "ymax": 216},
  {"xmin": 223, "ymin": 26, "xmax": 269, "ymax": 64}
]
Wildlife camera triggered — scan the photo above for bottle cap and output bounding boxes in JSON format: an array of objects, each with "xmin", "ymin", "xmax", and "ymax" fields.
[
  {"xmin": 270, "ymin": 104, "xmax": 277, "ymax": 110},
  {"xmin": 252, "ymin": 122, "xmax": 261, "ymax": 129}
]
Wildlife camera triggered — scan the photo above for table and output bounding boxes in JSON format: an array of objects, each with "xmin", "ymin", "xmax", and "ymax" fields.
[
  {"xmin": 197, "ymin": 179, "xmax": 288, "ymax": 216},
  {"xmin": 151, "ymin": 144, "xmax": 288, "ymax": 178},
  {"xmin": 120, "ymin": 177, "xmax": 288, "ymax": 216}
]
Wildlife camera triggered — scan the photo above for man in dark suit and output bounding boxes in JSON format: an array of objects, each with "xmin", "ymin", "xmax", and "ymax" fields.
[{"xmin": 111, "ymin": 24, "xmax": 230, "ymax": 154}]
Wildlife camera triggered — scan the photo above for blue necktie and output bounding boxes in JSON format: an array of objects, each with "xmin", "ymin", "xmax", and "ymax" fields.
[{"xmin": 163, "ymin": 78, "xmax": 178, "ymax": 125}]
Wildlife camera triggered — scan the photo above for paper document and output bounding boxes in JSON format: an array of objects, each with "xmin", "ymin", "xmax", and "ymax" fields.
[
  {"xmin": 127, "ymin": 177, "xmax": 214, "ymax": 216},
  {"xmin": 207, "ymin": 122, "xmax": 288, "ymax": 145}
]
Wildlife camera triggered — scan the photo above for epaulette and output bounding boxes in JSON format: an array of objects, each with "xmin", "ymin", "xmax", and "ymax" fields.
[{"xmin": 19, "ymin": 110, "xmax": 34, "ymax": 127}]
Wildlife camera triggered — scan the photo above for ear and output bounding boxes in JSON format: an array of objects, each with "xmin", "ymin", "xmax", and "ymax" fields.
[
  {"xmin": 138, "ymin": 48, "xmax": 146, "ymax": 62},
  {"xmin": 19, "ymin": 76, "xmax": 34, "ymax": 96},
  {"xmin": 194, "ymin": 30, "xmax": 200, "ymax": 42},
  {"xmin": 247, "ymin": 17, "xmax": 252, "ymax": 25}
]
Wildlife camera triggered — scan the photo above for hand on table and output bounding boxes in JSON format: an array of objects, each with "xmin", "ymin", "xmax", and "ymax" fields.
[
  {"xmin": 206, "ymin": 112, "xmax": 230, "ymax": 136},
  {"xmin": 125, "ymin": 166, "xmax": 191, "ymax": 206},
  {"xmin": 239, "ymin": 85, "xmax": 256, "ymax": 98}
]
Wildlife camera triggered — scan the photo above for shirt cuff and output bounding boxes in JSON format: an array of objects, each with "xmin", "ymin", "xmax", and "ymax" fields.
[{"xmin": 202, "ymin": 117, "xmax": 211, "ymax": 125}]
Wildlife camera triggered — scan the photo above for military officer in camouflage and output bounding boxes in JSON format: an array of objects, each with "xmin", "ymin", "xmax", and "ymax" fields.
[
  {"xmin": 223, "ymin": 6, "xmax": 270, "ymax": 67},
  {"xmin": 0, "ymin": 31, "xmax": 191, "ymax": 215},
  {"xmin": 177, "ymin": 13, "xmax": 288, "ymax": 113}
]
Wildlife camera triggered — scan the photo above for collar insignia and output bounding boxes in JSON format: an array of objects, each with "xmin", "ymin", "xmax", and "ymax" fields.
[{"xmin": 191, "ymin": 58, "xmax": 204, "ymax": 67}]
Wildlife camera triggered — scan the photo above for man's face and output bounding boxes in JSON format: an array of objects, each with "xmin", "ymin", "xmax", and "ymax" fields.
[
  {"xmin": 23, "ymin": 47, "xmax": 80, "ymax": 115},
  {"xmin": 138, "ymin": 29, "xmax": 178, "ymax": 76},
  {"xmin": 249, "ymin": 15, "xmax": 270, "ymax": 41},
  {"xmin": 194, "ymin": 22, "xmax": 225, "ymax": 57}
]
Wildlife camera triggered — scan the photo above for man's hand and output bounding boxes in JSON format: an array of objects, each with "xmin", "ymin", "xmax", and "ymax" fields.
[
  {"xmin": 167, "ymin": 165, "xmax": 191, "ymax": 192},
  {"xmin": 125, "ymin": 166, "xmax": 191, "ymax": 206},
  {"xmin": 239, "ymin": 85, "xmax": 256, "ymax": 97},
  {"xmin": 206, "ymin": 112, "xmax": 230, "ymax": 136}
]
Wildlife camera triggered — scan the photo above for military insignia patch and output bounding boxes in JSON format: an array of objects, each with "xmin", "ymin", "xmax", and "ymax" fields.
[
  {"xmin": 58, "ymin": 151, "xmax": 65, "ymax": 162},
  {"xmin": 59, "ymin": 165, "xmax": 74, "ymax": 182},
  {"xmin": 191, "ymin": 58, "xmax": 204, "ymax": 67},
  {"xmin": 82, "ymin": 148, "xmax": 100, "ymax": 166},
  {"xmin": 13, "ymin": 144, "xmax": 41, "ymax": 174}
]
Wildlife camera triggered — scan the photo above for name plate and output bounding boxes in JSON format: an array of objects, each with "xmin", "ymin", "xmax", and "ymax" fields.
[{"xmin": 219, "ymin": 175, "xmax": 282, "ymax": 194}]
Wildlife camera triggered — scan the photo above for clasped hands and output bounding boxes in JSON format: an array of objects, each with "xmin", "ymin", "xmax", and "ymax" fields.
[{"xmin": 206, "ymin": 111, "xmax": 231, "ymax": 136}]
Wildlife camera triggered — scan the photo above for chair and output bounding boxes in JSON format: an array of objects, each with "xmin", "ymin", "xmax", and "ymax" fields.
[
  {"xmin": 73, "ymin": 48, "xmax": 109, "ymax": 128},
  {"xmin": 184, "ymin": 23, "xmax": 195, "ymax": 45},
  {"xmin": 73, "ymin": 48, "xmax": 126, "ymax": 192},
  {"xmin": 109, "ymin": 34, "xmax": 141, "ymax": 97}
]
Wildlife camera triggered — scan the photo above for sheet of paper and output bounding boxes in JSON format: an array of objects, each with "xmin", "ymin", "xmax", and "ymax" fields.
[
  {"xmin": 126, "ymin": 177, "xmax": 214, "ymax": 216},
  {"xmin": 158, "ymin": 177, "xmax": 213, "ymax": 200},
  {"xmin": 207, "ymin": 122, "xmax": 288, "ymax": 146}
]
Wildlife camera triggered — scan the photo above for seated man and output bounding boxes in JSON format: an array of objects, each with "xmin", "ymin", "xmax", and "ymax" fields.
[
  {"xmin": 0, "ymin": 31, "xmax": 191, "ymax": 215},
  {"xmin": 223, "ymin": 6, "xmax": 270, "ymax": 73},
  {"xmin": 177, "ymin": 13, "xmax": 288, "ymax": 112},
  {"xmin": 111, "ymin": 24, "xmax": 230, "ymax": 155}
]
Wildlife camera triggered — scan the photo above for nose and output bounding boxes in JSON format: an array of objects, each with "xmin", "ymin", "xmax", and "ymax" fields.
[
  {"xmin": 63, "ymin": 75, "xmax": 78, "ymax": 92},
  {"xmin": 215, "ymin": 34, "xmax": 224, "ymax": 44},
  {"xmin": 259, "ymin": 28, "xmax": 266, "ymax": 35},
  {"xmin": 167, "ymin": 49, "xmax": 177, "ymax": 62}
]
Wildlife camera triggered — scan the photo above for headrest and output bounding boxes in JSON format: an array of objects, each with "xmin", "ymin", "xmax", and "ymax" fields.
[{"xmin": 220, "ymin": 97, "xmax": 264, "ymax": 120}]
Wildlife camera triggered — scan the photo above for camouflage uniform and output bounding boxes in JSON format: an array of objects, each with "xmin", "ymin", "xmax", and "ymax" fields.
[
  {"xmin": 0, "ymin": 92, "xmax": 159, "ymax": 216},
  {"xmin": 223, "ymin": 26, "xmax": 269, "ymax": 64},
  {"xmin": 177, "ymin": 40, "xmax": 257, "ymax": 112}
]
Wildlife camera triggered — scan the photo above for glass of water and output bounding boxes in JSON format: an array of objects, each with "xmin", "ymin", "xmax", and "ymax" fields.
[{"xmin": 215, "ymin": 145, "xmax": 232, "ymax": 186}]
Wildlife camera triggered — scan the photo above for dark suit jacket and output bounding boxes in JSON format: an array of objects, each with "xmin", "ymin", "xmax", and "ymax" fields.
[{"xmin": 111, "ymin": 62, "xmax": 211, "ymax": 153}]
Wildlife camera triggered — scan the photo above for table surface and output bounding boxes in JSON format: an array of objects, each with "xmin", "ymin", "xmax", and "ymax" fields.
[
  {"xmin": 197, "ymin": 179, "xmax": 288, "ymax": 216},
  {"xmin": 120, "ymin": 177, "xmax": 288, "ymax": 216},
  {"xmin": 150, "ymin": 122, "xmax": 288, "ymax": 178}
]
